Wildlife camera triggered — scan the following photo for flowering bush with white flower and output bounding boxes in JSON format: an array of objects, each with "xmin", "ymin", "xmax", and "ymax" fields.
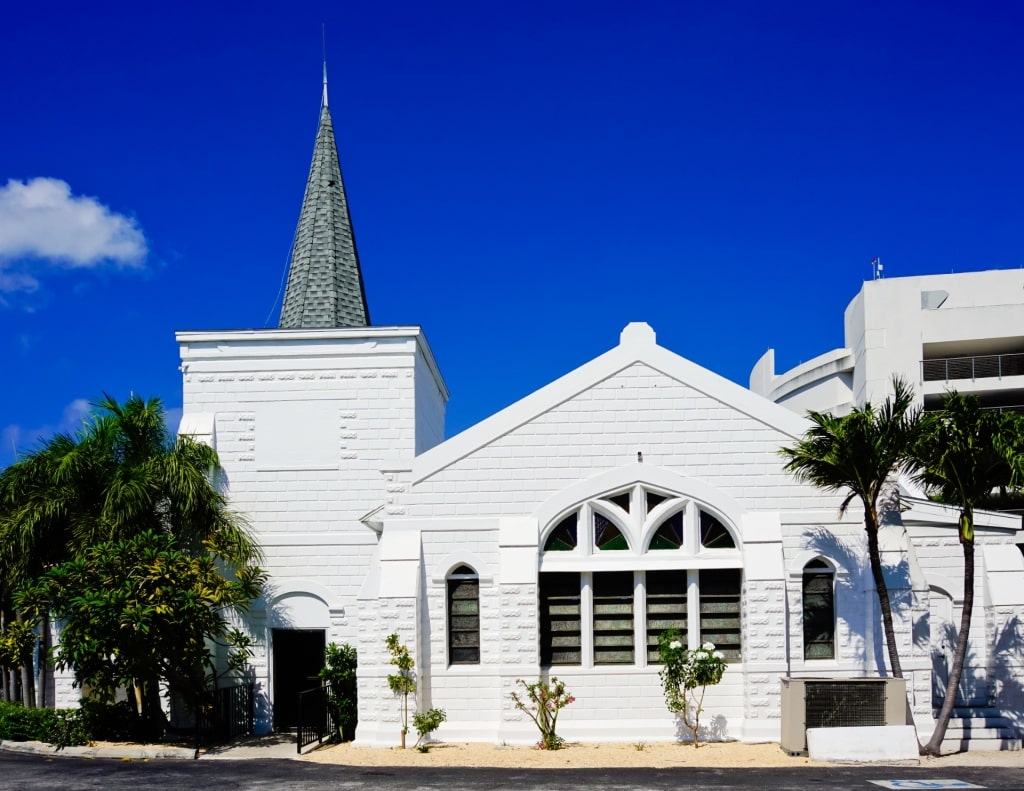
[
  {"xmin": 657, "ymin": 629, "xmax": 727, "ymax": 747},
  {"xmin": 509, "ymin": 677, "xmax": 576, "ymax": 750}
]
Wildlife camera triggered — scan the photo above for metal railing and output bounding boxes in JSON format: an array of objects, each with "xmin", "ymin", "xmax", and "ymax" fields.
[
  {"xmin": 296, "ymin": 683, "xmax": 353, "ymax": 754},
  {"xmin": 195, "ymin": 682, "xmax": 254, "ymax": 747},
  {"xmin": 922, "ymin": 352, "xmax": 1024, "ymax": 383},
  {"xmin": 924, "ymin": 403, "xmax": 1024, "ymax": 415}
]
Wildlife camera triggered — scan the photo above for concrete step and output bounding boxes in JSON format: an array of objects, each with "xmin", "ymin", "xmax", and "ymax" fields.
[
  {"xmin": 938, "ymin": 724, "xmax": 1011, "ymax": 740},
  {"xmin": 941, "ymin": 715, "xmax": 1013, "ymax": 730},
  {"xmin": 930, "ymin": 709, "xmax": 1021, "ymax": 752},
  {"xmin": 934, "ymin": 706, "xmax": 1004, "ymax": 719},
  {"xmin": 939, "ymin": 735, "xmax": 1022, "ymax": 752}
]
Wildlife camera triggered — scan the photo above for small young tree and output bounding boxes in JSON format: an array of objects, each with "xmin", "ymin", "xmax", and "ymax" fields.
[
  {"xmin": 657, "ymin": 630, "xmax": 727, "ymax": 747},
  {"xmin": 509, "ymin": 677, "xmax": 575, "ymax": 750},
  {"xmin": 412, "ymin": 707, "xmax": 446, "ymax": 751},
  {"xmin": 385, "ymin": 634, "xmax": 415, "ymax": 748}
]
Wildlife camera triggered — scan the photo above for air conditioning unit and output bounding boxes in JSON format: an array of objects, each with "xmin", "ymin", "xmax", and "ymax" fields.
[{"xmin": 779, "ymin": 677, "xmax": 907, "ymax": 755}]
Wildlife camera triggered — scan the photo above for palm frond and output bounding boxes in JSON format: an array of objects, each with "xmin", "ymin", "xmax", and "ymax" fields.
[{"xmin": 0, "ymin": 394, "xmax": 261, "ymax": 586}]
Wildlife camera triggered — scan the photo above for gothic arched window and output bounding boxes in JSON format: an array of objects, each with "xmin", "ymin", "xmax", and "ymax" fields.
[
  {"xmin": 447, "ymin": 564, "xmax": 480, "ymax": 664},
  {"xmin": 539, "ymin": 486, "xmax": 743, "ymax": 668},
  {"xmin": 802, "ymin": 559, "xmax": 835, "ymax": 660}
]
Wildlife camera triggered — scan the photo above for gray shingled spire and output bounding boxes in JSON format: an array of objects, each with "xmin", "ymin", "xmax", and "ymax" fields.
[{"xmin": 278, "ymin": 66, "xmax": 370, "ymax": 328}]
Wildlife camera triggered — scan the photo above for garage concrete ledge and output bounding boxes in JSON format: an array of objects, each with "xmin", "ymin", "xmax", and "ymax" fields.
[
  {"xmin": 0, "ymin": 739, "xmax": 197, "ymax": 760},
  {"xmin": 807, "ymin": 725, "xmax": 919, "ymax": 764}
]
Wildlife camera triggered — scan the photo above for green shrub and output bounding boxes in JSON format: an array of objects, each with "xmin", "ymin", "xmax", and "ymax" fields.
[
  {"xmin": 78, "ymin": 698, "xmax": 143, "ymax": 742},
  {"xmin": 0, "ymin": 701, "xmax": 89, "ymax": 748},
  {"xmin": 412, "ymin": 707, "xmax": 446, "ymax": 750},
  {"xmin": 320, "ymin": 642, "xmax": 357, "ymax": 741}
]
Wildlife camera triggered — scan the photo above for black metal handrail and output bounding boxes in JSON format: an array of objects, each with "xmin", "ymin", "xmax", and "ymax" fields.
[
  {"xmin": 195, "ymin": 683, "xmax": 254, "ymax": 747},
  {"xmin": 297, "ymin": 684, "xmax": 333, "ymax": 754},
  {"xmin": 922, "ymin": 352, "xmax": 1024, "ymax": 383}
]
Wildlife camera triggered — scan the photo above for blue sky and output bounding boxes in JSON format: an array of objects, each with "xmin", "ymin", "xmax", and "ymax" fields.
[{"xmin": 2, "ymin": 1, "xmax": 1022, "ymax": 467}]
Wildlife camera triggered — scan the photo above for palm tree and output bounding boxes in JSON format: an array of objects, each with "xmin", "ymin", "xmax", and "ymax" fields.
[
  {"xmin": 0, "ymin": 393, "xmax": 260, "ymax": 712},
  {"xmin": 780, "ymin": 378, "xmax": 922, "ymax": 679},
  {"xmin": 0, "ymin": 432, "xmax": 93, "ymax": 706},
  {"xmin": 1, "ymin": 394, "xmax": 257, "ymax": 565},
  {"xmin": 912, "ymin": 394, "xmax": 1024, "ymax": 755}
]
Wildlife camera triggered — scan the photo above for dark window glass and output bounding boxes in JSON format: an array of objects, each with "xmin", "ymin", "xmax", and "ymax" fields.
[
  {"xmin": 544, "ymin": 514, "xmax": 577, "ymax": 551},
  {"xmin": 700, "ymin": 511, "xmax": 735, "ymax": 549},
  {"xmin": 595, "ymin": 512, "xmax": 628, "ymax": 550},
  {"xmin": 448, "ymin": 568, "xmax": 480, "ymax": 665},
  {"xmin": 699, "ymin": 569, "xmax": 742, "ymax": 661},
  {"xmin": 540, "ymin": 573, "xmax": 581, "ymax": 665},
  {"xmin": 649, "ymin": 512, "xmax": 684, "ymax": 550},
  {"xmin": 646, "ymin": 491, "xmax": 667, "ymax": 514},
  {"xmin": 646, "ymin": 570, "xmax": 687, "ymax": 663},
  {"xmin": 604, "ymin": 492, "xmax": 631, "ymax": 513},
  {"xmin": 593, "ymin": 571, "xmax": 635, "ymax": 665},
  {"xmin": 803, "ymin": 560, "xmax": 835, "ymax": 660}
]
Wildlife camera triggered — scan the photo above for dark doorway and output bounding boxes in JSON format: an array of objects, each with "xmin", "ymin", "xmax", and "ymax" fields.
[{"xmin": 272, "ymin": 629, "xmax": 325, "ymax": 731}]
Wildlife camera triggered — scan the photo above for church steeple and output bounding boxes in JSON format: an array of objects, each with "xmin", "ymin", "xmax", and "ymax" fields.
[{"xmin": 278, "ymin": 65, "xmax": 370, "ymax": 329}]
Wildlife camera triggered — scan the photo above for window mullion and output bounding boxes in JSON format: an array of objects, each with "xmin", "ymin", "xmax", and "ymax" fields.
[
  {"xmin": 686, "ymin": 569, "xmax": 700, "ymax": 650},
  {"xmin": 581, "ymin": 572, "xmax": 594, "ymax": 669},
  {"xmin": 634, "ymin": 571, "xmax": 646, "ymax": 668},
  {"xmin": 684, "ymin": 499, "xmax": 699, "ymax": 555},
  {"xmin": 581, "ymin": 504, "xmax": 593, "ymax": 557}
]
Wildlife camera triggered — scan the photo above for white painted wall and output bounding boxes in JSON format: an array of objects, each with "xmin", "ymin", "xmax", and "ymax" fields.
[
  {"xmin": 174, "ymin": 325, "xmax": 447, "ymax": 733},
  {"xmin": 352, "ymin": 325, "xmax": 934, "ymax": 746}
]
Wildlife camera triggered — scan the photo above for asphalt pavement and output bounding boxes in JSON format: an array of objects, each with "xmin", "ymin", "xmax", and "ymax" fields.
[{"xmin": 1, "ymin": 749, "xmax": 1021, "ymax": 791}]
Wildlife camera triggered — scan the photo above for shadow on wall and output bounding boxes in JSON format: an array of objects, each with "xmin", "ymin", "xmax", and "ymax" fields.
[
  {"xmin": 930, "ymin": 620, "xmax": 986, "ymax": 708},
  {"xmin": 802, "ymin": 527, "xmax": 913, "ymax": 676},
  {"xmin": 672, "ymin": 712, "xmax": 731, "ymax": 744},
  {"xmin": 253, "ymin": 588, "xmax": 299, "ymax": 732},
  {"xmin": 991, "ymin": 616, "xmax": 1024, "ymax": 734},
  {"xmin": 418, "ymin": 545, "xmax": 433, "ymax": 711},
  {"xmin": 166, "ymin": 590, "xmax": 280, "ymax": 733}
]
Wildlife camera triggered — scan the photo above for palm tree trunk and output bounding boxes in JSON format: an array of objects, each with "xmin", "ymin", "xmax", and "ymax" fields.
[
  {"xmin": 924, "ymin": 535, "xmax": 974, "ymax": 755},
  {"xmin": 34, "ymin": 614, "xmax": 48, "ymax": 708},
  {"xmin": 15, "ymin": 611, "xmax": 34, "ymax": 708},
  {"xmin": 0, "ymin": 608, "xmax": 7, "ymax": 703},
  {"xmin": 865, "ymin": 512, "xmax": 903, "ymax": 678}
]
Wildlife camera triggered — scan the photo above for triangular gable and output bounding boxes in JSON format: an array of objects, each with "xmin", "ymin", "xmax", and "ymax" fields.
[{"xmin": 412, "ymin": 322, "xmax": 810, "ymax": 484}]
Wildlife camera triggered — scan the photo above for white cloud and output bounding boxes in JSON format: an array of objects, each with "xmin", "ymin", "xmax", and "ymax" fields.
[{"xmin": 0, "ymin": 178, "xmax": 148, "ymax": 293}]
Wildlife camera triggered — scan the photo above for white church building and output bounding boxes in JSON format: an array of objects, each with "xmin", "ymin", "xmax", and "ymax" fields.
[{"xmin": 172, "ymin": 77, "xmax": 1024, "ymax": 749}]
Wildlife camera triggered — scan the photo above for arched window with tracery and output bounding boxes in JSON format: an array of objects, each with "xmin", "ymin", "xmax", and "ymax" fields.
[{"xmin": 538, "ymin": 485, "xmax": 742, "ymax": 668}]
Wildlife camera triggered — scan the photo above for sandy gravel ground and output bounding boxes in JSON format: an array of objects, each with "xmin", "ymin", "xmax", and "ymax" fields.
[{"xmin": 300, "ymin": 739, "xmax": 1024, "ymax": 770}]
